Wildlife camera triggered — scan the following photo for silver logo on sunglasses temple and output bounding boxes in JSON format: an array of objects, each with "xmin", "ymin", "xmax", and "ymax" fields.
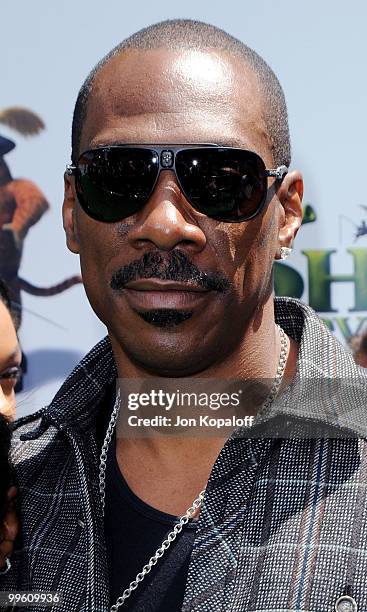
[{"xmin": 267, "ymin": 166, "xmax": 288, "ymax": 180}]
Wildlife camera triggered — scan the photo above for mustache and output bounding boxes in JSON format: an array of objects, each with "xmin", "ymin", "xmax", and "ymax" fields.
[{"xmin": 110, "ymin": 250, "xmax": 230, "ymax": 293}]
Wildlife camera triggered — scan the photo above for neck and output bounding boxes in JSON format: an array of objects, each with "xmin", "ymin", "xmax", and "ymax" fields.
[{"xmin": 109, "ymin": 294, "xmax": 299, "ymax": 513}]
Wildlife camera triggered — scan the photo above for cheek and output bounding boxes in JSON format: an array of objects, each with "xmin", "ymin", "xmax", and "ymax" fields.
[
  {"xmin": 213, "ymin": 207, "xmax": 278, "ymax": 289},
  {"xmin": 0, "ymin": 388, "xmax": 16, "ymax": 421},
  {"xmin": 76, "ymin": 213, "xmax": 115, "ymax": 280},
  {"xmin": 78, "ymin": 239, "xmax": 104, "ymax": 291}
]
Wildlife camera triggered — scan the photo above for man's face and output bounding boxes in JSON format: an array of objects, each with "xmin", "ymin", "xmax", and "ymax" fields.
[{"xmin": 64, "ymin": 48, "xmax": 301, "ymax": 376}]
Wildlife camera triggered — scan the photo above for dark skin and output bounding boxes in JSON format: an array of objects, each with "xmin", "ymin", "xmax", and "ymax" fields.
[{"xmin": 63, "ymin": 48, "xmax": 303, "ymax": 515}]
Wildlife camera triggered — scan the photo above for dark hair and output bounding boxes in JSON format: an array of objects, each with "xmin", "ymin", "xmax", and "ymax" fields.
[
  {"xmin": 0, "ymin": 277, "xmax": 23, "ymax": 391},
  {"xmin": 0, "ymin": 278, "xmax": 12, "ymax": 311},
  {"xmin": 0, "ymin": 413, "xmax": 12, "ymax": 523},
  {"xmin": 0, "ymin": 278, "xmax": 18, "ymax": 327},
  {"xmin": 71, "ymin": 19, "xmax": 291, "ymax": 168}
]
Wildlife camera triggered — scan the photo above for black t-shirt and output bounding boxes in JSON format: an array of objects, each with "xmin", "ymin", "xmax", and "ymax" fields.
[{"xmin": 102, "ymin": 399, "xmax": 197, "ymax": 611}]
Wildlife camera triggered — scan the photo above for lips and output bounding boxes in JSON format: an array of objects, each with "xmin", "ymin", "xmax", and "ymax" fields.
[
  {"xmin": 122, "ymin": 279, "xmax": 210, "ymax": 310},
  {"xmin": 124, "ymin": 279, "xmax": 208, "ymax": 292}
]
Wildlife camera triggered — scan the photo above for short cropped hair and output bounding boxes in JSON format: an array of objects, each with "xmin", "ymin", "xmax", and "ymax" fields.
[{"xmin": 71, "ymin": 19, "xmax": 291, "ymax": 168}]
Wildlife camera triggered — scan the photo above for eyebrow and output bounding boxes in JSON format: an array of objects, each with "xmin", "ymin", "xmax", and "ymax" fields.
[
  {"xmin": 213, "ymin": 138, "xmax": 249, "ymax": 148},
  {"xmin": 90, "ymin": 139, "xmax": 251, "ymax": 149}
]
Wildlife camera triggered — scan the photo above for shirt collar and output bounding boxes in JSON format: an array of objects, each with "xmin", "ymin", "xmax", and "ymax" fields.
[
  {"xmin": 39, "ymin": 297, "xmax": 367, "ymax": 438},
  {"xmin": 252, "ymin": 297, "xmax": 367, "ymax": 438}
]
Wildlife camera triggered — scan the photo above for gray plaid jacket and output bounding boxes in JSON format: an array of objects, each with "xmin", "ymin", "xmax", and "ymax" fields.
[{"xmin": 2, "ymin": 297, "xmax": 367, "ymax": 612}]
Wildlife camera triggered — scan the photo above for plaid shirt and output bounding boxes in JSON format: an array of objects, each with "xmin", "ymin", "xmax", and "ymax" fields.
[{"xmin": 2, "ymin": 297, "xmax": 367, "ymax": 612}]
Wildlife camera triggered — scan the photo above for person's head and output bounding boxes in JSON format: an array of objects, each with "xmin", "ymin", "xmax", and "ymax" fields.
[
  {"xmin": 349, "ymin": 331, "xmax": 367, "ymax": 368},
  {"xmin": 63, "ymin": 19, "xmax": 303, "ymax": 376},
  {"xmin": 0, "ymin": 279, "xmax": 21, "ymax": 419}
]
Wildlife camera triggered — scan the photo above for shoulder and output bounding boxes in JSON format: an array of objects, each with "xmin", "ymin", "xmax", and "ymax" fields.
[{"xmin": 10, "ymin": 409, "xmax": 60, "ymax": 470}]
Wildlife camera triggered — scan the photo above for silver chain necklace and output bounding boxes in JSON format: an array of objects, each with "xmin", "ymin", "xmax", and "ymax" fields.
[{"xmin": 99, "ymin": 324, "xmax": 288, "ymax": 611}]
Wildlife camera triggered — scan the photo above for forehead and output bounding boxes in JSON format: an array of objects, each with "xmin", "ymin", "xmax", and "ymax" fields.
[{"xmin": 81, "ymin": 48, "xmax": 271, "ymax": 161}]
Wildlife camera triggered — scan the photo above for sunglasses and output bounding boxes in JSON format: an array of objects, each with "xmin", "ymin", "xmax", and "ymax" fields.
[{"xmin": 66, "ymin": 144, "xmax": 288, "ymax": 223}]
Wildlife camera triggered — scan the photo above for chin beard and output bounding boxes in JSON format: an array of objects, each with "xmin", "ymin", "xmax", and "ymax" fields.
[{"xmin": 137, "ymin": 309, "xmax": 193, "ymax": 328}]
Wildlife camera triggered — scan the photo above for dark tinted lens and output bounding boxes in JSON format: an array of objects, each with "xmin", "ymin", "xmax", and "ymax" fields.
[
  {"xmin": 75, "ymin": 148, "xmax": 159, "ymax": 222},
  {"xmin": 176, "ymin": 148, "xmax": 267, "ymax": 221}
]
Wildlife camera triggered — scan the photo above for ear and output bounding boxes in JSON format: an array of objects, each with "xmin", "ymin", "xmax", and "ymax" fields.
[
  {"xmin": 63, "ymin": 174, "xmax": 80, "ymax": 254},
  {"xmin": 274, "ymin": 170, "xmax": 303, "ymax": 260}
]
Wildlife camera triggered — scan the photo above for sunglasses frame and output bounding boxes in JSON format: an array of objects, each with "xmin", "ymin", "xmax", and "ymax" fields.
[{"xmin": 66, "ymin": 144, "xmax": 288, "ymax": 223}]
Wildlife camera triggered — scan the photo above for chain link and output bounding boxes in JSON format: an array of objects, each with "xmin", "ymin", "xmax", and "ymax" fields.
[
  {"xmin": 262, "ymin": 325, "xmax": 288, "ymax": 410},
  {"xmin": 110, "ymin": 489, "xmax": 205, "ymax": 611},
  {"xmin": 99, "ymin": 387, "xmax": 121, "ymax": 514},
  {"xmin": 99, "ymin": 324, "xmax": 288, "ymax": 611}
]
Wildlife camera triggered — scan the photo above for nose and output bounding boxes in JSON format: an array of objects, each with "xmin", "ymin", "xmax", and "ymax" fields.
[{"xmin": 127, "ymin": 171, "xmax": 207, "ymax": 253}]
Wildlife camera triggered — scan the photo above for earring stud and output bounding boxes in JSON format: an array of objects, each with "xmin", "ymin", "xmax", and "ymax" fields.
[{"xmin": 279, "ymin": 246, "xmax": 292, "ymax": 260}]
